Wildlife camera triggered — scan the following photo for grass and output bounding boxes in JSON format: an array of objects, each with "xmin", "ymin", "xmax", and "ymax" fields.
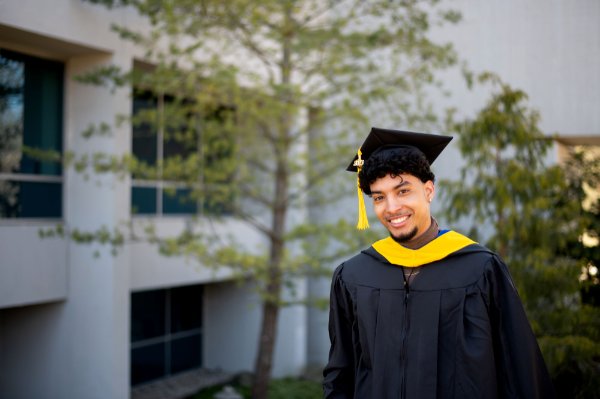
[{"xmin": 189, "ymin": 377, "xmax": 322, "ymax": 399}]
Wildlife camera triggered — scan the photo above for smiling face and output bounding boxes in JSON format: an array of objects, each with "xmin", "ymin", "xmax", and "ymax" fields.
[{"xmin": 369, "ymin": 173, "xmax": 434, "ymax": 243}]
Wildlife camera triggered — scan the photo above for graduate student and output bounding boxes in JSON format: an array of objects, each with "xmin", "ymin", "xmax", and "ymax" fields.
[{"xmin": 323, "ymin": 128, "xmax": 555, "ymax": 399}]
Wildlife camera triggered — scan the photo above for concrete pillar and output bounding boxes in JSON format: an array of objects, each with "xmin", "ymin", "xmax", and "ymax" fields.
[{"xmin": 54, "ymin": 52, "xmax": 132, "ymax": 399}]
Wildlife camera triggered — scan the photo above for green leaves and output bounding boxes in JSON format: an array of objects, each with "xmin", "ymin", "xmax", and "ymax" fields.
[{"xmin": 39, "ymin": 224, "xmax": 125, "ymax": 257}]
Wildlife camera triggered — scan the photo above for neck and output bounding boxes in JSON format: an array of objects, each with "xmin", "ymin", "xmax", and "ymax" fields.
[{"xmin": 400, "ymin": 217, "xmax": 439, "ymax": 250}]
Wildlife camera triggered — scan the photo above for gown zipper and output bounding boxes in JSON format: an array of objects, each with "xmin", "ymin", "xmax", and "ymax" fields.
[{"xmin": 400, "ymin": 268, "xmax": 412, "ymax": 399}]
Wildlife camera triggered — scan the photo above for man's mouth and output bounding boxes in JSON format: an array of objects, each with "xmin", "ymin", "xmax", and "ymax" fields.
[{"xmin": 388, "ymin": 214, "xmax": 410, "ymax": 226}]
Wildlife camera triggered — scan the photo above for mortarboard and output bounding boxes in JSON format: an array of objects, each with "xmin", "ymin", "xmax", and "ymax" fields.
[{"xmin": 348, "ymin": 127, "xmax": 453, "ymax": 229}]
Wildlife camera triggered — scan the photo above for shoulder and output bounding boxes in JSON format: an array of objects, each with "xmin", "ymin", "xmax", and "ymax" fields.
[
  {"xmin": 343, "ymin": 249, "xmax": 384, "ymax": 268},
  {"xmin": 334, "ymin": 248, "xmax": 396, "ymax": 287},
  {"xmin": 450, "ymin": 243, "xmax": 518, "ymax": 287},
  {"xmin": 337, "ymin": 249, "xmax": 386, "ymax": 274},
  {"xmin": 424, "ymin": 242, "xmax": 505, "ymax": 288},
  {"xmin": 449, "ymin": 242, "xmax": 498, "ymax": 264}
]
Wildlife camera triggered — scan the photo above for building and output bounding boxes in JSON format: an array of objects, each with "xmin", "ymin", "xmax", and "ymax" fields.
[{"xmin": 1, "ymin": 1, "xmax": 599, "ymax": 398}]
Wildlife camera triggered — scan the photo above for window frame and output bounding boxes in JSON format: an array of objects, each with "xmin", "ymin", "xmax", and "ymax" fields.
[
  {"xmin": 130, "ymin": 87, "xmax": 234, "ymax": 217},
  {"xmin": 0, "ymin": 48, "xmax": 65, "ymax": 221}
]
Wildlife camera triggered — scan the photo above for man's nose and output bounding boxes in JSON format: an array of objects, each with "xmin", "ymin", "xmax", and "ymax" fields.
[{"xmin": 385, "ymin": 195, "xmax": 403, "ymax": 213}]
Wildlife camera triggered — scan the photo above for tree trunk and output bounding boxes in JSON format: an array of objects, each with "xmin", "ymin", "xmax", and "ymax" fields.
[
  {"xmin": 251, "ymin": 291, "xmax": 282, "ymax": 399},
  {"xmin": 252, "ymin": 5, "xmax": 294, "ymax": 397},
  {"xmin": 251, "ymin": 161, "xmax": 288, "ymax": 399},
  {"xmin": 251, "ymin": 209, "xmax": 286, "ymax": 399}
]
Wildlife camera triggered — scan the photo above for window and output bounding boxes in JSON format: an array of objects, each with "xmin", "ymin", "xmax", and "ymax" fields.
[
  {"xmin": 0, "ymin": 49, "xmax": 64, "ymax": 218},
  {"xmin": 130, "ymin": 89, "xmax": 234, "ymax": 216},
  {"xmin": 130, "ymin": 284, "xmax": 203, "ymax": 385}
]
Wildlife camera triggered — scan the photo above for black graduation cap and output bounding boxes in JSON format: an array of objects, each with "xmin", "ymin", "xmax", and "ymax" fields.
[
  {"xmin": 348, "ymin": 127, "xmax": 453, "ymax": 230},
  {"xmin": 346, "ymin": 127, "xmax": 453, "ymax": 172}
]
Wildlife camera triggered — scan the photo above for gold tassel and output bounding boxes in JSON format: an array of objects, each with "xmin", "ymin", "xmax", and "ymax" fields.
[{"xmin": 354, "ymin": 149, "xmax": 369, "ymax": 230}]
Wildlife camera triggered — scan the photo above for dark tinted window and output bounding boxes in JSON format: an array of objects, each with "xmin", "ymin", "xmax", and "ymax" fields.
[
  {"xmin": 170, "ymin": 284, "xmax": 203, "ymax": 333},
  {"xmin": 130, "ymin": 284, "xmax": 203, "ymax": 386},
  {"xmin": 170, "ymin": 335, "xmax": 202, "ymax": 374},
  {"xmin": 131, "ymin": 343, "xmax": 165, "ymax": 386},
  {"xmin": 0, "ymin": 49, "xmax": 64, "ymax": 218},
  {"xmin": 131, "ymin": 289, "xmax": 166, "ymax": 342}
]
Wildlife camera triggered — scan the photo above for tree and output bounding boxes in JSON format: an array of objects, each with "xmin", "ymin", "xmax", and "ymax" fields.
[
  {"xmin": 0, "ymin": 55, "xmax": 25, "ymax": 216},
  {"xmin": 440, "ymin": 73, "xmax": 600, "ymax": 398},
  {"xmin": 69, "ymin": 1, "xmax": 461, "ymax": 397}
]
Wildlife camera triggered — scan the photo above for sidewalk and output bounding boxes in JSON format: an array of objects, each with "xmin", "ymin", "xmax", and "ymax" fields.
[{"xmin": 131, "ymin": 368, "xmax": 235, "ymax": 399}]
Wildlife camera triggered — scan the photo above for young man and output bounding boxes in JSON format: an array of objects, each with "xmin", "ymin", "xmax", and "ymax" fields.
[{"xmin": 323, "ymin": 128, "xmax": 555, "ymax": 399}]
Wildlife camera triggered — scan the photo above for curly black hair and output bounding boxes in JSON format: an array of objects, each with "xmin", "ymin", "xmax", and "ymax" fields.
[{"xmin": 358, "ymin": 147, "xmax": 435, "ymax": 194}]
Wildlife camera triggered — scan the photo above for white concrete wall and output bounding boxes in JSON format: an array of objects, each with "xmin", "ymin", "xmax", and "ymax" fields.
[
  {"xmin": 204, "ymin": 278, "xmax": 308, "ymax": 378},
  {"xmin": 0, "ymin": 0, "xmax": 140, "ymax": 56},
  {"xmin": 274, "ymin": 277, "xmax": 308, "ymax": 377},
  {"xmin": 306, "ymin": 276, "xmax": 331, "ymax": 367},
  {"xmin": 430, "ymin": 0, "xmax": 600, "ymax": 137},
  {"xmin": 130, "ymin": 217, "xmax": 266, "ymax": 290},
  {"xmin": 0, "ymin": 225, "xmax": 67, "ymax": 308},
  {"xmin": 0, "ymin": 302, "xmax": 68, "ymax": 399},
  {"xmin": 203, "ymin": 281, "xmax": 262, "ymax": 373}
]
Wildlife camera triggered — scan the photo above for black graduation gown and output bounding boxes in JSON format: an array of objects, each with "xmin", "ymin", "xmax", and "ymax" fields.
[{"xmin": 323, "ymin": 232, "xmax": 555, "ymax": 399}]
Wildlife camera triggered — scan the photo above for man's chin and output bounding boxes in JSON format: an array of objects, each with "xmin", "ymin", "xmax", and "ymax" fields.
[{"xmin": 390, "ymin": 227, "xmax": 419, "ymax": 244}]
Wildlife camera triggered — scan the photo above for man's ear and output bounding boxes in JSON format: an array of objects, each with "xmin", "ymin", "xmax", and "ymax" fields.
[{"xmin": 425, "ymin": 180, "xmax": 435, "ymax": 202}]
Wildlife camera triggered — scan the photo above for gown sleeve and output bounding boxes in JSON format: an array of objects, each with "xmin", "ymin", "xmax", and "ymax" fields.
[
  {"xmin": 323, "ymin": 265, "xmax": 355, "ymax": 399},
  {"xmin": 485, "ymin": 255, "xmax": 556, "ymax": 399}
]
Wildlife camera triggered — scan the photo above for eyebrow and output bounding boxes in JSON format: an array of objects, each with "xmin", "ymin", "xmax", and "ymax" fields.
[{"xmin": 370, "ymin": 180, "xmax": 412, "ymax": 196}]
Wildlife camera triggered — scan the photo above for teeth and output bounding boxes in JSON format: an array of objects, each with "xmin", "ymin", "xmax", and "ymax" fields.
[{"xmin": 390, "ymin": 215, "xmax": 409, "ymax": 224}]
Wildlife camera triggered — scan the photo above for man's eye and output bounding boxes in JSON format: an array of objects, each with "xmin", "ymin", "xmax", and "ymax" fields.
[
  {"xmin": 373, "ymin": 196, "xmax": 384, "ymax": 202},
  {"xmin": 399, "ymin": 189, "xmax": 410, "ymax": 195}
]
